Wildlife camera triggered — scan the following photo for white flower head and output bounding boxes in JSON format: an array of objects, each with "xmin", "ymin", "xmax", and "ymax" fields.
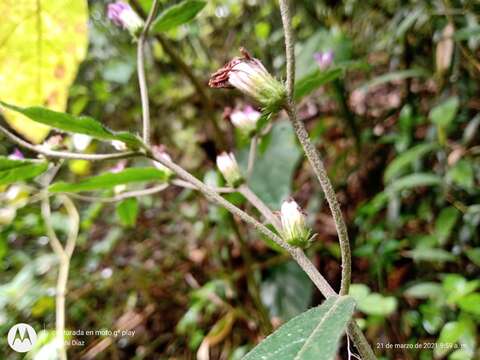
[
  {"xmin": 216, "ymin": 152, "xmax": 243, "ymax": 187},
  {"xmin": 209, "ymin": 48, "xmax": 286, "ymax": 113},
  {"xmin": 230, "ymin": 105, "xmax": 261, "ymax": 136},
  {"xmin": 72, "ymin": 134, "xmax": 92, "ymax": 152},
  {"xmin": 280, "ymin": 199, "xmax": 312, "ymax": 248}
]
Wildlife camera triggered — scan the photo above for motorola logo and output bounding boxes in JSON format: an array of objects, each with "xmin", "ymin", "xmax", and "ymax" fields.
[{"xmin": 7, "ymin": 323, "xmax": 37, "ymax": 353}]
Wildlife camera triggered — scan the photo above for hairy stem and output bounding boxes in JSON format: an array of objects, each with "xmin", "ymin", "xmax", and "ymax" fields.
[
  {"xmin": 137, "ymin": 0, "xmax": 160, "ymax": 146},
  {"xmin": 239, "ymin": 185, "xmax": 282, "ymax": 232},
  {"xmin": 279, "ymin": 1, "xmax": 376, "ymax": 358},
  {"xmin": 278, "ymin": 0, "xmax": 351, "ymax": 296}
]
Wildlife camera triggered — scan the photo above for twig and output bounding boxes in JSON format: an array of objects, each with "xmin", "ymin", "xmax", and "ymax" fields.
[
  {"xmin": 41, "ymin": 194, "xmax": 79, "ymax": 360},
  {"xmin": 66, "ymin": 184, "xmax": 169, "ymax": 203},
  {"xmin": 0, "ymin": 124, "xmax": 138, "ymax": 161},
  {"xmin": 247, "ymin": 136, "xmax": 258, "ymax": 180},
  {"xmin": 238, "ymin": 185, "xmax": 282, "ymax": 232},
  {"xmin": 172, "ymin": 179, "xmax": 234, "ymax": 193},
  {"xmin": 278, "ymin": 0, "xmax": 351, "ymax": 296},
  {"xmin": 137, "ymin": 0, "xmax": 160, "ymax": 146}
]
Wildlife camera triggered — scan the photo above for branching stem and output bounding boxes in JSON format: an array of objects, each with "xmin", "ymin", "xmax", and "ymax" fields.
[{"xmin": 279, "ymin": 0, "xmax": 376, "ymax": 358}]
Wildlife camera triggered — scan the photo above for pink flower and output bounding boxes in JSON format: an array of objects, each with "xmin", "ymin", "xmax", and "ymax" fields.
[
  {"xmin": 110, "ymin": 160, "xmax": 127, "ymax": 174},
  {"xmin": 151, "ymin": 145, "xmax": 173, "ymax": 176},
  {"xmin": 107, "ymin": 1, "xmax": 144, "ymax": 35},
  {"xmin": 313, "ymin": 50, "xmax": 334, "ymax": 70},
  {"xmin": 8, "ymin": 148, "xmax": 24, "ymax": 160},
  {"xmin": 229, "ymin": 105, "xmax": 261, "ymax": 135}
]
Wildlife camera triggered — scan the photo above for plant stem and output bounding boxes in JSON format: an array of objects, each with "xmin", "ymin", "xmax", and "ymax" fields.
[
  {"xmin": 278, "ymin": 0, "xmax": 351, "ymax": 296},
  {"xmin": 41, "ymin": 194, "xmax": 79, "ymax": 360},
  {"xmin": 239, "ymin": 185, "xmax": 282, "ymax": 232},
  {"xmin": 279, "ymin": 1, "xmax": 376, "ymax": 359},
  {"xmin": 137, "ymin": 0, "xmax": 160, "ymax": 146},
  {"xmin": 285, "ymin": 104, "xmax": 352, "ymax": 295},
  {"xmin": 247, "ymin": 136, "xmax": 258, "ymax": 180},
  {"xmin": 0, "ymin": 124, "xmax": 138, "ymax": 161}
]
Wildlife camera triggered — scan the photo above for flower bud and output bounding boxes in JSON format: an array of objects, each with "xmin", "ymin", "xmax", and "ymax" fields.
[
  {"xmin": 8, "ymin": 148, "xmax": 24, "ymax": 160},
  {"xmin": 230, "ymin": 105, "xmax": 261, "ymax": 136},
  {"xmin": 313, "ymin": 50, "xmax": 334, "ymax": 70},
  {"xmin": 72, "ymin": 134, "xmax": 92, "ymax": 152},
  {"xmin": 111, "ymin": 140, "xmax": 127, "ymax": 151},
  {"xmin": 209, "ymin": 48, "xmax": 286, "ymax": 113},
  {"xmin": 107, "ymin": 1, "xmax": 144, "ymax": 36},
  {"xmin": 152, "ymin": 145, "xmax": 173, "ymax": 177},
  {"xmin": 280, "ymin": 199, "xmax": 312, "ymax": 248},
  {"xmin": 216, "ymin": 152, "xmax": 243, "ymax": 187}
]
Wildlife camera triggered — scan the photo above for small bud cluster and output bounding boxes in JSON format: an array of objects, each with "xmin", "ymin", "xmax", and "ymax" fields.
[{"xmin": 280, "ymin": 199, "xmax": 312, "ymax": 248}]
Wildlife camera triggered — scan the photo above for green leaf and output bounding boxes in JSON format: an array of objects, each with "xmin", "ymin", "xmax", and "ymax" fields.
[
  {"xmin": 435, "ymin": 322, "xmax": 465, "ymax": 358},
  {"xmin": 458, "ymin": 293, "xmax": 480, "ymax": 315},
  {"xmin": 384, "ymin": 143, "xmax": 439, "ymax": 183},
  {"xmin": 429, "ymin": 97, "xmax": 459, "ymax": 128},
  {"xmin": 0, "ymin": 0, "xmax": 88, "ymax": 143},
  {"xmin": 116, "ymin": 198, "xmax": 139, "ymax": 228},
  {"xmin": 454, "ymin": 26, "xmax": 480, "ymax": 41},
  {"xmin": 435, "ymin": 207, "xmax": 460, "ymax": 246},
  {"xmin": 0, "ymin": 102, "xmax": 144, "ymax": 149},
  {"xmin": 49, "ymin": 168, "xmax": 168, "ymax": 193},
  {"xmin": 443, "ymin": 274, "xmax": 479, "ymax": 305},
  {"xmin": 447, "ymin": 160, "xmax": 474, "ymax": 190},
  {"xmin": 260, "ymin": 261, "xmax": 313, "ymax": 321},
  {"xmin": 0, "ymin": 157, "xmax": 48, "ymax": 185},
  {"xmin": 240, "ymin": 121, "xmax": 302, "ymax": 209},
  {"xmin": 294, "ymin": 68, "xmax": 343, "ymax": 100},
  {"xmin": 357, "ymin": 68, "xmax": 429, "ymax": 92},
  {"xmin": 387, "ymin": 173, "xmax": 443, "ymax": 193},
  {"xmin": 152, "ymin": 1, "xmax": 206, "ymax": 33},
  {"xmin": 406, "ymin": 248, "xmax": 456, "ymax": 262},
  {"xmin": 349, "ymin": 285, "xmax": 397, "ymax": 316},
  {"xmin": 466, "ymin": 248, "xmax": 480, "ymax": 267},
  {"xmin": 405, "ymin": 282, "xmax": 443, "ymax": 299},
  {"xmin": 243, "ymin": 296, "xmax": 355, "ymax": 360}
]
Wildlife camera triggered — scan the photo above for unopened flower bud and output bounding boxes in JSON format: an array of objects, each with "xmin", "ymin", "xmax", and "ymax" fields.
[
  {"xmin": 230, "ymin": 105, "xmax": 261, "ymax": 136},
  {"xmin": 152, "ymin": 145, "xmax": 173, "ymax": 177},
  {"xmin": 110, "ymin": 160, "xmax": 127, "ymax": 174},
  {"xmin": 8, "ymin": 148, "xmax": 24, "ymax": 160},
  {"xmin": 216, "ymin": 152, "xmax": 243, "ymax": 187},
  {"xmin": 280, "ymin": 199, "xmax": 312, "ymax": 248},
  {"xmin": 41, "ymin": 135, "xmax": 63, "ymax": 151},
  {"xmin": 107, "ymin": 1, "xmax": 144, "ymax": 36},
  {"xmin": 314, "ymin": 50, "xmax": 334, "ymax": 70},
  {"xmin": 111, "ymin": 140, "xmax": 127, "ymax": 151},
  {"xmin": 209, "ymin": 48, "xmax": 286, "ymax": 113},
  {"xmin": 72, "ymin": 134, "xmax": 92, "ymax": 152}
]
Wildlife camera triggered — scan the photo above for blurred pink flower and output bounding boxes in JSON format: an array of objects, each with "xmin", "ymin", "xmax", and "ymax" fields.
[
  {"xmin": 8, "ymin": 148, "xmax": 24, "ymax": 160},
  {"xmin": 313, "ymin": 50, "xmax": 334, "ymax": 70},
  {"xmin": 107, "ymin": 1, "xmax": 144, "ymax": 35}
]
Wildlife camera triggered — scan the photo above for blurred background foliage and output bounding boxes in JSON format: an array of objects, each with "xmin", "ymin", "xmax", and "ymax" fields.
[{"xmin": 0, "ymin": 0, "xmax": 479, "ymax": 359}]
